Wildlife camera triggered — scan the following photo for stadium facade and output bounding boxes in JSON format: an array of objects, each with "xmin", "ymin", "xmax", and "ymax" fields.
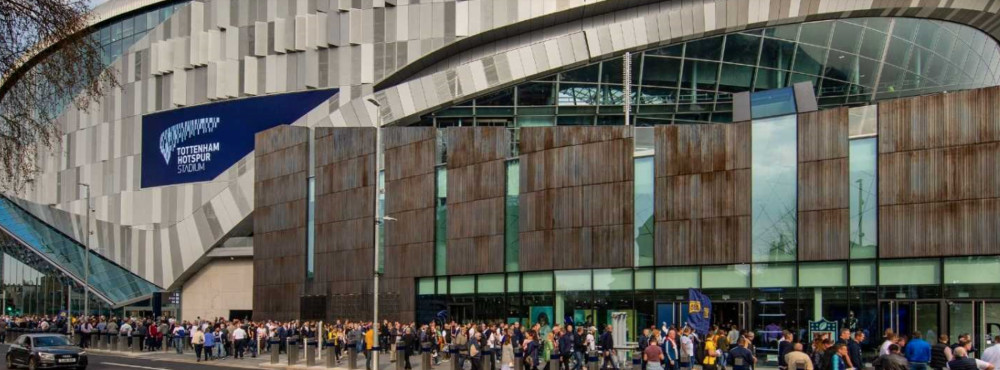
[{"xmin": 6, "ymin": 0, "xmax": 1000, "ymax": 355}]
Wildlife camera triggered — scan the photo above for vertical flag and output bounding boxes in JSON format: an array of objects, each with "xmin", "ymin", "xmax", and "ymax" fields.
[{"xmin": 687, "ymin": 288, "xmax": 712, "ymax": 337}]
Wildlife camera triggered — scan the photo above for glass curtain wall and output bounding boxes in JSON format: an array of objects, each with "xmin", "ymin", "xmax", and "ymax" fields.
[{"xmin": 419, "ymin": 18, "xmax": 1000, "ymax": 128}]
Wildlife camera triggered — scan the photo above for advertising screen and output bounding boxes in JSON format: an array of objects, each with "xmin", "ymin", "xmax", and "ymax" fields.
[{"xmin": 140, "ymin": 88, "xmax": 338, "ymax": 188}]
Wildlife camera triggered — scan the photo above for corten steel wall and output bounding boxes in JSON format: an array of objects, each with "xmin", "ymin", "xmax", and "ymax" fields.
[
  {"xmin": 253, "ymin": 125, "xmax": 309, "ymax": 321},
  {"xmin": 312, "ymin": 127, "xmax": 376, "ymax": 322},
  {"xmin": 798, "ymin": 108, "xmax": 850, "ymax": 261},
  {"xmin": 445, "ymin": 128, "xmax": 510, "ymax": 275},
  {"xmin": 654, "ymin": 123, "xmax": 751, "ymax": 265},
  {"xmin": 879, "ymin": 87, "xmax": 1000, "ymax": 258},
  {"xmin": 518, "ymin": 127, "xmax": 634, "ymax": 271},
  {"xmin": 382, "ymin": 127, "xmax": 437, "ymax": 321}
]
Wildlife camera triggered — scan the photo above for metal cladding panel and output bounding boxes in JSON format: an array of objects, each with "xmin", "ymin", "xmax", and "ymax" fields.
[
  {"xmin": 518, "ymin": 127, "xmax": 634, "ymax": 271},
  {"xmin": 797, "ymin": 108, "xmax": 850, "ymax": 261}
]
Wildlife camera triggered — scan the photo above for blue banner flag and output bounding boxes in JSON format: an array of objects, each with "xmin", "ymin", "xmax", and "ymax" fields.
[{"xmin": 687, "ymin": 288, "xmax": 712, "ymax": 337}]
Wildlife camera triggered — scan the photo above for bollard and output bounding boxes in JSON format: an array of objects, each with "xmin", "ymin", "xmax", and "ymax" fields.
[
  {"xmin": 131, "ymin": 336, "xmax": 140, "ymax": 353},
  {"xmin": 679, "ymin": 352, "xmax": 690, "ymax": 370},
  {"xmin": 396, "ymin": 344, "xmax": 407, "ymax": 370},
  {"xmin": 515, "ymin": 348, "xmax": 524, "ymax": 370},
  {"xmin": 270, "ymin": 339, "xmax": 281, "ymax": 364},
  {"xmin": 307, "ymin": 339, "xmax": 318, "ymax": 367},
  {"xmin": 110, "ymin": 335, "xmax": 118, "ymax": 351},
  {"xmin": 118, "ymin": 336, "xmax": 127, "ymax": 352},
  {"xmin": 452, "ymin": 345, "xmax": 463, "ymax": 370},
  {"xmin": 484, "ymin": 349, "xmax": 496, "ymax": 370},
  {"xmin": 422, "ymin": 344, "xmax": 432, "ymax": 370},
  {"xmin": 633, "ymin": 349, "xmax": 642, "ymax": 370},
  {"xmin": 550, "ymin": 356, "xmax": 561, "ymax": 370},
  {"xmin": 348, "ymin": 344, "xmax": 359, "ymax": 370},
  {"xmin": 288, "ymin": 337, "xmax": 300, "ymax": 365},
  {"xmin": 587, "ymin": 351, "xmax": 599, "ymax": 370}
]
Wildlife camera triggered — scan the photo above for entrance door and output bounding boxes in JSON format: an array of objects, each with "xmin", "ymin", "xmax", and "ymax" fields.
[
  {"xmin": 881, "ymin": 301, "xmax": 939, "ymax": 338},
  {"xmin": 713, "ymin": 301, "xmax": 749, "ymax": 330},
  {"xmin": 448, "ymin": 304, "xmax": 472, "ymax": 324}
]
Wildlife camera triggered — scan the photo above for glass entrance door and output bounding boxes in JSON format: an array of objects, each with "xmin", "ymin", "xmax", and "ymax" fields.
[
  {"xmin": 881, "ymin": 301, "xmax": 939, "ymax": 338},
  {"xmin": 947, "ymin": 301, "xmax": 1000, "ymax": 356}
]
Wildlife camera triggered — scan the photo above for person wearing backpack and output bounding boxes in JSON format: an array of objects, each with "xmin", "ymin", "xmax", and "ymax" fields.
[{"xmin": 172, "ymin": 324, "xmax": 186, "ymax": 354}]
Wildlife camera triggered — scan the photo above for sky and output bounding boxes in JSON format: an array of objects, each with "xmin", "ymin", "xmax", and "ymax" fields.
[{"xmin": 87, "ymin": 0, "xmax": 108, "ymax": 9}]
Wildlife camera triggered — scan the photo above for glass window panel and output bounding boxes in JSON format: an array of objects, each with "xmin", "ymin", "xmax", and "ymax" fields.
[
  {"xmin": 799, "ymin": 22, "xmax": 833, "ymax": 47},
  {"xmin": 134, "ymin": 13, "xmax": 147, "ymax": 32},
  {"xmin": 908, "ymin": 47, "xmax": 935, "ymax": 77},
  {"xmin": 764, "ymin": 24, "xmax": 799, "ymax": 41},
  {"xmin": 307, "ymin": 177, "xmax": 315, "ymax": 279},
  {"xmin": 597, "ymin": 115, "xmax": 624, "ymax": 126},
  {"xmin": 857, "ymin": 57, "xmax": 879, "ymax": 87},
  {"xmin": 754, "ymin": 68, "xmax": 788, "ymax": 91},
  {"xmin": 111, "ymin": 22, "xmax": 122, "ymax": 42},
  {"xmin": 878, "ymin": 64, "xmax": 905, "ymax": 93},
  {"xmin": 518, "ymin": 83, "xmax": 556, "ymax": 105},
  {"xmin": 478, "ymin": 274, "xmax": 505, "ymax": 293},
  {"xmin": 507, "ymin": 273, "xmax": 521, "ymax": 293},
  {"xmin": 792, "ymin": 44, "xmax": 827, "ymax": 76},
  {"xmin": 681, "ymin": 60, "xmax": 719, "ymax": 90},
  {"xmin": 849, "ymin": 138, "xmax": 878, "ymax": 258},
  {"xmin": 751, "ymin": 87, "xmax": 796, "ymax": 118},
  {"xmin": 884, "ymin": 36, "xmax": 912, "ymax": 68},
  {"xmin": 866, "ymin": 18, "xmax": 892, "ymax": 33},
  {"xmin": 477, "ymin": 87, "xmax": 514, "ymax": 106},
  {"xmin": 879, "ymin": 259, "xmax": 941, "ymax": 286},
  {"xmin": 850, "ymin": 261, "xmax": 876, "ymax": 286},
  {"xmin": 685, "ymin": 36, "xmax": 724, "ymax": 60},
  {"xmin": 451, "ymin": 276, "xmax": 475, "ymax": 294},
  {"xmin": 641, "ymin": 56, "xmax": 682, "ymax": 87},
  {"xmin": 944, "ymin": 257, "xmax": 1000, "ymax": 284},
  {"xmin": 635, "ymin": 156, "xmax": 654, "ymax": 266},
  {"xmin": 435, "ymin": 167, "xmax": 447, "ymax": 275},
  {"xmin": 600, "ymin": 85, "xmax": 627, "ymax": 105},
  {"xmin": 646, "ymin": 44, "xmax": 683, "ymax": 57},
  {"xmin": 820, "ymin": 79, "xmax": 850, "ymax": 97},
  {"xmin": 593, "ymin": 269, "xmax": 633, "ymax": 291},
  {"xmin": 932, "ymin": 31, "xmax": 955, "ymax": 59},
  {"xmin": 751, "ymin": 114, "xmax": 797, "ymax": 261},
  {"xmin": 892, "ymin": 18, "xmax": 920, "ymax": 41},
  {"xmin": 557, "ymin": 84, "xmax": 599, "ymax": 105},
  {"xmin": 859, "ymin": 29, "xmax": 887, "ymax": 60},
  {"xmin": 557, "ymin": 116, "xmax": 594, "ymax": 125},
  {"xmin": 718, "ymin": 64, "xmax": 754, "ymax": 93},
  {"xmin": 602, "ymin": 55, "xmax": 640, "ymax": 85},
  {"xmin": 122, "ymin": 16, "xmax": 134, "ymax": 38},
  {"xmin": 505, "ymin": 160, "xmax": 519, "ymax": 272},
  {"xmin": 517, "ymin": 116, "xmax": 555, "ymax": 127},
  {"xmin": 825, "ymin": 50, "xmax": 859, "ymax": 83},
  {"xmin": 559, "ymin": 63, "xmax": 600, "ymax": 83},
  {"xmin": 99, "ymin": 27, "xmax": 111, "ymax": 45},
  {"xmin": 751, "ymin": 264, "xmax": 797, "ymax": 288},
  {"xmin": 831, "ymin": 21, "xmax": 863, "ymax": 53},
  {"xmin": 656, "ymin": 267, "xmax": 700, "ymax": 289},
  {"xmin": 799, "ymin": 262, "xmax": 848, "ymax": 287},
  {"xmin": 635, "ymin": 268, "xmax": 654, "ymax": 290},
  {"xmin": 638, "ymin": 87, "xmax": 677, "ymax": 105},
  {"xmin": 418, "ymin": 277, "xmax": 436, "ymax": 295},
  {"xmin": 760, "ymin": 38, "xmax": 797, "ymax": 70},
  {"xmin": 722, "ymin": 34, "xmax": 762, "ymax": 65},
  {"xmin": 523, "ymin": 271, "xmax": 553, "ymax": 292},
  {"xmin": 701, "ymin": 265, "xmax": 750, "ymax": 289}
]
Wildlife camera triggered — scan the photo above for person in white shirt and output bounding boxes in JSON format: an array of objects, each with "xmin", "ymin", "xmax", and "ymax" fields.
[
  {"xmin": 232, "ymin": 325, "xmax": 248, "ymax": 359},
  {"xmin": 982, "ymin": 337, "xmax": 1000, "ymax": 369},
  {"xmin": 881, "ymin": 333, "xmax": 897, "ymax": 356},
  {"xmin": 949, "ymin": 347, "xmax": 995, "ymax": 370}
]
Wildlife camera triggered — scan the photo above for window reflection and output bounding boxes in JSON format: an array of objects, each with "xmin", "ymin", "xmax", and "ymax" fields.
[{"xmin": 751, "ymin": 115, "xmax": 798, "ymax": 262}]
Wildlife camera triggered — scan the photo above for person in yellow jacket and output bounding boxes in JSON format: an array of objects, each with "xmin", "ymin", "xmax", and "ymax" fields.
[
  {"xmin": 704, "ymin": 334, "xmax": 719, "ymax": 370},
  {"xmin": 365, "ymin": 326, "xmax": 375, "ymax": 370}
]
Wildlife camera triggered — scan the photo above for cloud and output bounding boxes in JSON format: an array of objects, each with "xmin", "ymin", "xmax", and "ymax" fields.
[{"xmin": 87, "ymin": 0, "xmax": 108, "ymax": 8}]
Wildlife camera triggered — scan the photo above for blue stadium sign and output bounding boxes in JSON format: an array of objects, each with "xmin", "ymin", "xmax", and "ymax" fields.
[{"xmin": 141, "ymin": 89, "xmax": 338, "ymax": 188}]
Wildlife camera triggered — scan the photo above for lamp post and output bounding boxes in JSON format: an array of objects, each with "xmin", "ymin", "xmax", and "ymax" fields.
[
  {"xmin": 79, "ymin": 183, "xmax": 91, "ymax": 318},
  {"xmin": 366, "ymin": 97, "xmax": 383, "ymax": 369}
]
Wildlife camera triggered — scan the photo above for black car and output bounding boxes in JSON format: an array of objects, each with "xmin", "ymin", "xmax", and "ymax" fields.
[{"xmin": 5, "ymin": 334, "xmax": 87, "ymax": 370}]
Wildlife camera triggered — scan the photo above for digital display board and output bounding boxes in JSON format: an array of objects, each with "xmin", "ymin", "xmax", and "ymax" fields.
[{"xmin": 141, "ymin": 88, "xmax": 338, "ymax": 188}]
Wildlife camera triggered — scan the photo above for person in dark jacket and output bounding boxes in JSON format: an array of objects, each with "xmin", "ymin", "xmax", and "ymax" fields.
[
  {"xmin": 639, "ymin": 329, "xmax": 651, "ymax": 370},
  {"xmin": 874, "ymin": 344, "xmax": 910, "ymax": 370},
  {"xmin": 600, "ymin": 325, "xmax": 617, "ymax": 370},
  {"xmin": 848, "ymin": 332, "xmax": 865, "ymax": 370},
  {"xmin": 931, "ymin": 335, "xmax": 953, "ymax": 370},
  {"xmin": 779, "ymin": 331, "xmax": 795, "ymax": 370},
  {"xmin": 730, "ymin": 338, "xmax": 756, "ymax": 370},
  {"xmin": 560, "ymin": 325, "xmax": 578, "ymax": 370},
  {"xmin": 402, "ymin": 327, "xmax": 416, "ymax": 370},
  {"xmin": 946, "ymin": 347, "xmax": 992, "ymax": 370}
]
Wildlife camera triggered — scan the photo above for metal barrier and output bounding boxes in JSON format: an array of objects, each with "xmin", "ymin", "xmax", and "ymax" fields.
[
  {"xmin": 326, "ymin": 342, "xmax": 338, "ymax": 368},
  {"xmin": 679, "ymin": 352, "xmax": 690, "ymax": 370},
  {"xmin": 484, "ymin": 349, "xmax": 496, "ymax": 370},
  {"xmin": 633, "ymin": 349, "xmax": 642, "ymax": 370},
  {"xmin": 307, "ymin": 339, "xmax": 318, "ymax": 366},
  {"xmin": 550, "ymin": 356, "xmax": 561, "ymax": 370},
  {"xmin": 422, "ymin": 344, "xmax": 433, "ymax": 370},
  {"xmin": 269, "ymin": 339, "xmax": 281, "ymax": 364},
  {"xmin": 588, "ymin": 351, "xmax": 599, "ymax": 370},
  {"xmin": 288, "ymin": 337, "xmax": 300, "ymax": 365},
  {"xmin": 452, "ymin": 345, "xmax": 463, "ymax": 370},
  {"xmin": 348, "ymin": 344, "xmax": 359, "ymax": 370},
  {"xmin": 515, "ymin": 348, "xmax": 524, "ymax": 370}
]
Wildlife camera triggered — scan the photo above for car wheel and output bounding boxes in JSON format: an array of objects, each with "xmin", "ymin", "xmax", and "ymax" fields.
[
  {"xmin": 25, "ymin": 358, "xmax": 34, "ymax": 370},
  {"xmin": 5, "ymin": 354, "xmax": 15, "ymax": 369}
]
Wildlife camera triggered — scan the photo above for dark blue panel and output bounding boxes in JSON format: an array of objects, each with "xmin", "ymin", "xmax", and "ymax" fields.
[
  {"xmin": 141, "ymin": 88, "xmax": 339, "ymax": 188},
  {"xmin": 750, "ymin": 87, "xmax": 797, "ymax": 119}
]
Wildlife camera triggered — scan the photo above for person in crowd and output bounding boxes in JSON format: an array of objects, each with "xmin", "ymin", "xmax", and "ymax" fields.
[
  {"xmin": 981, "ymin": 336, "xmax": 1000, "ymax": 369},
  {"xmin": 883, "ymin": 332, "xmax": 899, "ymax": 356},
  {"xmin": 933, "ymin": 335, "xmax": 955, "ymax": 370},
  {"xmin": 703, "ymin": 331, "xmax": 719, "ymax": 370},
  {"xmin": 947, "ymin": 347, "xmax": 994, "ymax": 370},
  {"xmin": 645, "ymin": 336, "xmax": 665, "ymax": 370},
  {"xmin": 192, "ymin": 326, "xmax": 205, "ymax": 362},
  {"xmin": 813, "ymin": 339, "xmax": 831, "ymax": 370},
  {"xmin": 599, "ymin": 325, "xmax": 617, "ymax": 370},
  {"xmin": 232, "ymin": 322, "xmax": 247, "ymax": 359},
  {"xmin": 875, "ymin": 344, "xmax": 912, "ymax": 370},
  {"xmin": 501, "ymin": 334, "xmax": 515, "ymax": 370},
  {"xmin": 907, "ymin": 332, "xmax": 933, "ymax": 370},
  {"xmin": 785, "ymin": 342, "xmax": 812, "ymax": 370},
  {"xmin": 664, "ymin": 329, "xmax": 680, "ymax": 370},
  {"xmin": 731, "ymin": 337, "xmax": 757, "ymax": 370},
  {"xmin": 680, "ymin": 328, "xmax": 695, "ymax": 369},
  {"xmin": 718, "ymin": 329, "xmax": 732, "ymax": 370},
  {"xmin": 849, "ymin": 332, "xmax": 865, "ymax": 370},
  {"xmin": 525, "ymin": 331, "xmax": 541, "ymax": 370},
  {"xmin": 203, "ymin": 325, "xmax": 215, "ymax": 362},
  {"xmin": 560, "ymin": 324, "xmax": 578, "ymax": 370},
  {"xmin": 825, "ymin": 344, "xmax": 849, "ymax": 370},
  {"xmin": 542, "ymin": 331, "xmax": 555, "ymax": 370},
  {"xmin": 779, "ymin": 331, "xmax": 795, "ymax": 370},
  {"xmin": 171, "ymin": 322, "xmax": 186, "ymax": 354}
]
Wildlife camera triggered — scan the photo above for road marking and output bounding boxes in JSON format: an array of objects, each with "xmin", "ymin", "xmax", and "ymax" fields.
[{"xmin": 100, "ymin": 362, "xmax": 172, "ymax": 370}]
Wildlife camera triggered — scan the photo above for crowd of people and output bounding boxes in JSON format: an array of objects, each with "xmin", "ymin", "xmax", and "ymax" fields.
[{"xmin": 3, "ymin": 314, "xmax": 1000, "ymax": 370}]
